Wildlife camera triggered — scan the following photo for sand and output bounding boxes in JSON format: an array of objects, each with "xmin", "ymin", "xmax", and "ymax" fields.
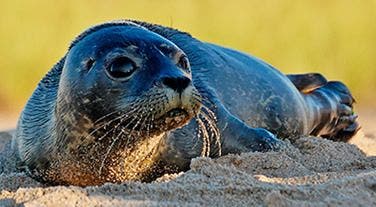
[{"xmin": 0, "ymin": 130, "xmax": 375, "ymax": 207}]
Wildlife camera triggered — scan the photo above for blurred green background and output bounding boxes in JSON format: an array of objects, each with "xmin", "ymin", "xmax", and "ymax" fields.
[{"xmin": 0, "ymin": 0, "xmax": 375, "ymax": 128}]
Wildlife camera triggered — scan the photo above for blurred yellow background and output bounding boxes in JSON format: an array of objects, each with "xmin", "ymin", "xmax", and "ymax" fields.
[{"xmin": 0, "ymin": 0, "xmax": 375, "ymax": 129}]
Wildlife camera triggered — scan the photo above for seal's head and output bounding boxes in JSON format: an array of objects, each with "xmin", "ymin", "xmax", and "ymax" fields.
[{"xmin": 57, "ymin": 22, "xmax": 201, "ymax": 143}]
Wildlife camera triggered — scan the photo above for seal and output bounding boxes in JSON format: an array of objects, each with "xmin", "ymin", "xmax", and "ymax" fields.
[{"xmin": 13, "ymin": 20, "xmax": 360, "ymax": 186}]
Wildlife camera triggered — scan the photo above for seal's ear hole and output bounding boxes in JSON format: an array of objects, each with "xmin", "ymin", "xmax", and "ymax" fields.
[
  {"xmin": 84, "ymin": 58, "xmax": 95, "ymax": 71},
  {"xmin": 177, "ymin": 55, "xmax": 190, "ymax": 72},
  {"xmin": 106, "ymin": 56, "xmax": 137, "ymax": 81}
]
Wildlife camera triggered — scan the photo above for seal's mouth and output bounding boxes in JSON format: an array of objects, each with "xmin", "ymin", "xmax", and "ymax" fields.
[
  {"xmin": 165, "ymin": 108, "xmax": 189, "ymax": 118},
  {"xmin": 159, "ymin": 108, "xmax": 190, "ymax": 126},
  {"xmin": 152, "ymin": 107, "xmax": 192, "ymax": 132},
  {"xmin": 118, "ymin": 107, "xmax": 192, "ymax": 134}
]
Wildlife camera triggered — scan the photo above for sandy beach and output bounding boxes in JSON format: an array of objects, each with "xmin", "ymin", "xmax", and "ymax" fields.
[
  {"xmin": 0, "ymin": 109, "xmax": 375, "ymax": 206},
  {"xmin": 0, "ymin": 0, "xmax": 375, "ymax": 206}
]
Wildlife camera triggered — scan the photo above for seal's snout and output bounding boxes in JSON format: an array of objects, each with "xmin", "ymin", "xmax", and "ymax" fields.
[
  {"xmin": 161, "ymin": 76, "xmax": 191, "ymax": 94},
  {"xmin": 149, "ymin": 74, "xmax": 200, "ymax": 131}
]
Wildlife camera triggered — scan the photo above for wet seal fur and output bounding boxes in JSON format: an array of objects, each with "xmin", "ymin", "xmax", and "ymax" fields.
[{"xmin": 13, "ymin": 20, "xmax": 360, "ymax": 186}]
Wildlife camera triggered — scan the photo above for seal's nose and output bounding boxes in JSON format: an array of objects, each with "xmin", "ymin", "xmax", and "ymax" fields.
[{"xmin": 162, "ymin": 76, "xmax": 191, "ymax": 94}]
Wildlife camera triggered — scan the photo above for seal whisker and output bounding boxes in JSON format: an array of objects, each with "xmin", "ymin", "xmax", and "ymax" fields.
[
  {"xmin": 99, "ymin": 107, "xmax": 146, "ymax": 175},
  {"xmin": 192, "ymin": 92, "xmax": 212, "ymax": 106},
  {"xmin": 199, "ymin": 104, "xmax": 217, "ymax": 120},
  {"xmin": 145, "ymin": 110, "xmax": 152, "ymax": 138},
  {"xmin": 136, "ymin": 107, "xmax": 151, "ymax": 135},
  {"xmin": 195, "ymin": 115, "xmax": 210, "ymax": 157},
  {"xmin": 98, "ymin": 128, "xmax": 124, "ymax": 175},
  {"xmin": 199, "ymin": 110, "xmax": 221, "ymax": 156},
  {"xmin": 191, "ymin": 120, "xmax": 201, "ymax": 151},
  {"xmin": 95, "ymin": 107, "xmax": 141, "ymax": 141},
  {"xmin": 191, "ymin": 94, "xmax": 215, "ymax": 113},
  {"xmin": 149, "ymin": 113, "xmax": 155, "ymax": 135},
  {"xmin": 86, "ymin": 104, "xmax": 143, "ymax": 141},
  {"xmin": 143, "ymin": 109, "xmax": 153, "ymax": 139},
  {"xmin": 191, "ymin": 93, "xmax": 222, "ymax": 155},
  {"xmin": 120, "ymin": 111, "xmax": 149, "ymax": 174},
  {"xmin": 93, "ymin": 110, "xmax": 122, "ymax": 124}
]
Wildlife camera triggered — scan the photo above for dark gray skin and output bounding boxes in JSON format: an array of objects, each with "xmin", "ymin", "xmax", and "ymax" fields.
[{"xmin": 13, "ymin": 20, "xmax": 359, "ymax": 186}]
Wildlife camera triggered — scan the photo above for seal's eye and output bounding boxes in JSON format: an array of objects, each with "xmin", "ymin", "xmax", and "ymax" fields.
[
  {"xmin": 106, "ymin": 57, "xmax": 137, "ymax": 81},
  {"xmin": 177, "ymin": 55, "xmax": 190, "ymax": 72}
]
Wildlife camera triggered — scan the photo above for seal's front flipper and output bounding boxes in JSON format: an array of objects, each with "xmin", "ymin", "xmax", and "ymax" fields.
[
  {"xmin": 159, "ymin": 105, "xmax": 282, "ymax": 173},
  {"xmin": 219, "ymin": 116, "xmax": 283, "ymax": 154},
  {"xmin": 287, "ymin": 73, "xmax": 327, "ymax": 93},
  {"xmin": 212, "ymin": 103, "xmax": 283, "ymax": 155}
]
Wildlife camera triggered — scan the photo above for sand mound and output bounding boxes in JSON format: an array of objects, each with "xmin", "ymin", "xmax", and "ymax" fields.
[{"xmin": 0, "ymin": 131, "xmax": 375, "ymax": 206}]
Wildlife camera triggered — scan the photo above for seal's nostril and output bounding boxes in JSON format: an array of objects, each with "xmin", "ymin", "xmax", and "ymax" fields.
[{"xmin": 162, "ymin": 76, "xmax": 191, "ymax": 93}]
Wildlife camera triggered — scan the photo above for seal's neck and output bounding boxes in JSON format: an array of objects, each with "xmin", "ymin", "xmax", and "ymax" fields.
[{"xmin": 103, "ymin": 133, "xmax": 166, "ymax": 182}]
